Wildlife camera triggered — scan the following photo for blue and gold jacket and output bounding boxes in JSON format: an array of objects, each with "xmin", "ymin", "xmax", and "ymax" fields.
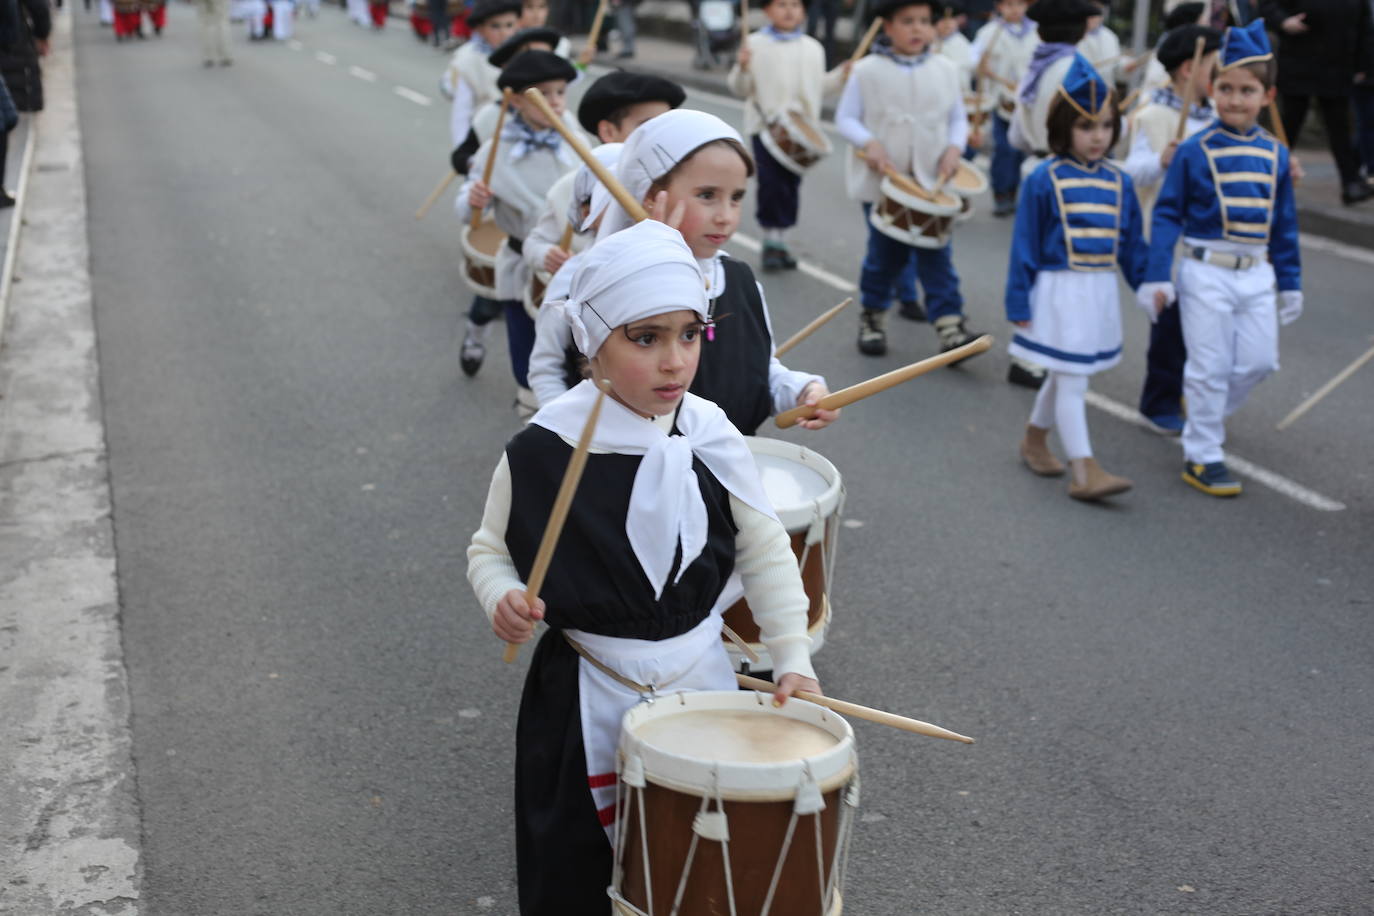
[
  {"xmin": 1145, "ymin": 119, "xmax": 1301, "ymax": 291},
  {"xmin": 1004, "ymin": 155, "xmax": 1147, "ymax": 323}
]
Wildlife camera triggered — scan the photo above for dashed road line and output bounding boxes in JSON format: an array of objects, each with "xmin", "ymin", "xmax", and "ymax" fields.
[
  {"xmin": 393, "ymin": 85, "xmax": 433, "ymax": 106},
  {"xmin": 287, "ymin": 39, "xmax": 303, "ymax": 50},
  {"xmin": 314, "ymin": 50, "xmax": 337, "ymax": 64},
  {"xmin": 1298, "ymin": 232, "xmax": 1374, "ymax": 266},
  {"xmin": 349, "ymin": 65, "xmax": 378, "ymax": 82},
  {"xmin": 1083, "ymin": 390, "xmax": 1346, "ymax": 511},
  {"xmin": 731, "ymin": 231, "xmax": 858, "ymax": 293}
]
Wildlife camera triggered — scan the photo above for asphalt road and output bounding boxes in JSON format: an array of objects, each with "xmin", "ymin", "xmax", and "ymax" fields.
[{"xmin": 76, "ymin": 6, "xmax": 1374, "ymax": 913}]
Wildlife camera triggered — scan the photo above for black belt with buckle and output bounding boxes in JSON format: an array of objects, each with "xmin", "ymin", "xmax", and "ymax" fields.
[{"xmin": 507, "ymin": 237, "xmax": 524, "ymax": 255}]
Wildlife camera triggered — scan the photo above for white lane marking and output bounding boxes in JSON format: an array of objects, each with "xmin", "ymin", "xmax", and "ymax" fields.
[
  {"xmin": 287, "ymin": 39, "xmax": 303, "ymax": 50},
  {"xmin": 1083, "ymin": 390, "xmax": 1346, "ymax": 511},
  {"xmin": 1298, "ymin": 232, "xmax": 1374, "ymax": 267},
  {"xmin": 314, "ymin": 50, "xmax": 337, "ymax": 64},
  {"xmin": 393, "ymin": 85, "xmax": 433, "ymax": 106},
  {"xmin": 731, "ymin": 231, "xmax": 858, "ymax": 293},
  {"xmin": 349, "ymin": 65, "xmax": 378, "ymax": 82}
]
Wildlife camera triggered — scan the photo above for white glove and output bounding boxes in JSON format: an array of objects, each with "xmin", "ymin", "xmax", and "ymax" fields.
[
  {"xmin": 1135, "ymin": 282, "xmax": 1175, "ymax": 324},
  {"xmin": 1278, "ymin": 290, "xmax": 1303, "ymax": 326}
]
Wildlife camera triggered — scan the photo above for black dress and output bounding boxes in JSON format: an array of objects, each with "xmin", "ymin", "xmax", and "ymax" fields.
[
  {"xmin": 689, "ymin": 257, "xmax": 775, "ymax": 437},
  {"xmin": 504, "ymin": 424, "xmax": 738, "ymax": 916}
]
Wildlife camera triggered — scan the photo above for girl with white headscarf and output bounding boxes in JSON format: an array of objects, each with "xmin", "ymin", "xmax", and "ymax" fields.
[{"xmin": 467, "ymin": 220, "xmax": 820, "ymax": 914}]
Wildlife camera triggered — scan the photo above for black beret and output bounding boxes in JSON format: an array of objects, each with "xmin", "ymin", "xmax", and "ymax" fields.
[
  {"xmin": 1162, "ymin": 0, "xmax": 1204, "ymax": 30},
  {"xmin": 1025, "ymin": 0, "xmax": 1097, "ymax": 25},
  {"xmin": 938, "ymin": 0, "xmax": 965, "ymax": 16},
  {"xmin": 576, "ymin": 70, "xmax": 687, "ymax": 134},
  {"xmin": 1156, "ymin": 23, "xmax": 1221, "ymax": 70},
  {"xmin": 872, "ymin": 0, "xmax": 937, "ymax": 19},
  {"xmin": 496, "ymin": 49, "xmax": 578, "ymax": 91},
  {"xmin": 467, "ymin": 0, "xmax": 521, "ymax": 27},
  {"xmin": 488, "ymin": 27, "xmax": 563, "ymax": 67}
]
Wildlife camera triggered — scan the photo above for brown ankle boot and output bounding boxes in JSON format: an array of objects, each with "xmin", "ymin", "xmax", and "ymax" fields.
[
  {"xmin": 1068, "ymin": 457, "xmax": 1133, "ymax": 501},
  {"xmin": 1019, "ymin": 425, "xmax": 1066, "ymax": 476}
]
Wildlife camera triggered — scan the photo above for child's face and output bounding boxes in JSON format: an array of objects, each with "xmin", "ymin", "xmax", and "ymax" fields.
[
  {"xmin": 520, "ymin": 0, "xmax": 548, "ymax": 26},
  {"xmin": 599, "ymin": 100, "xmax": 673, "ymax": 143},
  {"xmin": 883, "ymin": 5, "xmax": 934, "ymax": 56},
  {"xmin": 477, "ymin": 12, "xmax": 520, "ymax": 47},
  {"xmin": 1211, "ymin": 66, "xmax": 1271, "ymax": 131},
  {"xmin": 656, "ymin": 145, "xmax": 749, "ymax": 259},
  {"xmin": 935, "ymin": 13, "xmax": 958, "ymax": 38},
  {"xmin": 1070, "ymin": 113, "xmax": 1115, "ymax": 161},
  {"xmin": 515, "ymin": 79, "xmax": 567, "ymax": 128},
  {"xmin": 591, "ymin": 310, "xmax": 703, "ymax": 417},
  {"xmin": 764, "ymin": 0, "xmax": 806, "ymax": 32},
  {"xmin": 1085, "ymin": 12, "xmax": 1102, "ymax": 30},
  {"xmin": 995, "ymin": 0, "xmax": 1027, "ymax": 24}
]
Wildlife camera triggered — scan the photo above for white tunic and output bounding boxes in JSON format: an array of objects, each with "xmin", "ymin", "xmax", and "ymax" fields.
[
  {"xmin": 444, "ymin": 42, "xmax": 501, "ymax": 146},
  {"xmin": 1077, "ymin": 24, "xmax": 1121, "ymax": 85},
  {"xmin": 938, "ymin": 30, "xmax": 975, "ymax": 87},
  {"xmin": 726, "ymin": 30, "xmax": 842, "ymax": 138},
  {"xmin": 1122, "ymin": 93, "xmax": 1214, "ymax": 225},
  {"xmin": 970, "ymin": 19, "xmax": 1041, "ymax": 119},
  {"xmin": 1010, "ymin": 52, "xmax": 1074, "ymax": 156}
]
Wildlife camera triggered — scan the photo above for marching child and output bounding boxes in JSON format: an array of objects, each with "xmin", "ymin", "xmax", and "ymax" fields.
[
  {"xmin": 543, "ymin": 109, "xmax": 839, "ymax": 435},
  {"xmin": 1137, "ymin": 21, "xmax": 1301, "ymax": 497},
  {"xmin": 1009, "ymin": 0, "xmax": 1096, "ymax": 165},
  {"xmin": 936, "ymin": 1, "xmax": 974, "ymax": 87},
  {"xmin": 836, "ymin": 0, "xmax": 981, "ymax": 359},
  {"xmin": 1121, "ymin": 24, "xmax": 1220, "ymax": 435},
  {"xmin": 1076, "ymin": 0, "xmax": 1120, "ymax": 86},
  {"xmin": 467, "ymin": 219, "xmax": 820, "ymax": 914},
  {"xmin": 970, "ymin": 0, "xmax": 1038, "ymax": 216},
  {"xmin": 458, "ymin": 51, "xmax": 589, "ymax": 412},
  {"xmin": 1006, "ymin": 55, "xmax": 1146, "ymax": 501},
  {"xmin": 727, "ymin": 0, "xmax": 848, "ymax": 271},
  {"xmin": 441, "ymin": 0, "xmax": 521, "ymax": 148}
]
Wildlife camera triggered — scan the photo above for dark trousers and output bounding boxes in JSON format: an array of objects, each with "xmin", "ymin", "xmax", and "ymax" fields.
[
  {"xmin": 503, "ymin": 299, "xmax": 536, "ymax": 388},
  {"xmin": 1352, "ymin": 83, "xmax": 1374, "ymax": 175},
  {"xmin": 1138, "ymin": 300, "xmax": 1186, "ymax": 419},
  {"xmin": 426, "ymin": 0, "xmax": 447, "ymax": 43},
  {"xmin": 858, "ymin": 203, "xmax": 961, "ymax": 319},
  {"xmin": 751, "ymin": 135, "xmax": 801, "ymax": 230},
  {"xmin": 805, "ymin": 0, "xmax": 837, "ymax": 63},
  {"xmin": 1281, "ymin": 94, "xmax": 1361, "ymax": 186},
  {"xmin": 468, "ymin": 294, "xmax": 502, "ymax": 325},
  {"xmin": 991, "ymin": 113, "xmax": 1024, "ymax": 196}
]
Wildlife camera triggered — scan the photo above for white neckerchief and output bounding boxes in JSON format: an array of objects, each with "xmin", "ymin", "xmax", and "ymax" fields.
[{"xmin": 530, "ymin": 381, "xmax": 776, "ymax": 599}]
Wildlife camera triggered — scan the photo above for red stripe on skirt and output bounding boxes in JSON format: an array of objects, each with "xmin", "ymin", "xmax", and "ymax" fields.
[
  {"xmin": 587, "ymin": 772, "xmax": 618, "ymax": 789},
  {"xmin": 597, "ymin": 803, "xmax": 618, "ymax": 827}
]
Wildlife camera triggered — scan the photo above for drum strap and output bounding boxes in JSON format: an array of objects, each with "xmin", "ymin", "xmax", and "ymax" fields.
[{"xmin": 564, "ymin": 632, "xmax": 658, "ymax": 695}]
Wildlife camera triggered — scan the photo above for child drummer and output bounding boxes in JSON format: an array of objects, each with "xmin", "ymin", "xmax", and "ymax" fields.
[
  {"xmin": 1137, "ymin": 21, "xmax": 1302, "ymax": 497},
  {"xmin": 970, "ymin": 0, "xmax": 1039, "ymax": 217},
  {"xmin": 835, "ymin": 0, "xmax": 982, "ymax": 360},
  {"xmin": 467, "ymin": 219, "xmax": 820, "ymax": 914},
  {"xmin": 727, "ymin": 0, "xmax": 848, "ymax": 271}
]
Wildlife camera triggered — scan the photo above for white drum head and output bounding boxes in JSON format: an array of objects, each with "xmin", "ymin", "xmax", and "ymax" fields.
[
  {"xmin": 878, "ymin": 175, "xmax": 962, "ymax": 216},
  {"xmin": 744, "ymin": 437, "xmax": 843, "ymax": 532},
  {"xmin": 949, "ymin": 159, "xmax": 989, "ymax": 198}
]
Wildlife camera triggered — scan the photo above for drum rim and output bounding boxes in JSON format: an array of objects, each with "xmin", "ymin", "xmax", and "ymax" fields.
[
  {"xmin": 620, "ymin": 690, "xmax": 856, "ymax": 801},
  {"xmin": 877, "ymin": 175, "xmax": 963, "ymax": 215},
  {"xmin": 744, "ymin": 436, "xmax": 843, "ymax": 530},
  {"xmin": 948, "ymin": 160, "xmax": 990, "ymax": 198},
  {"xmin": 460, "ymin": 220, "xmax": 507, "ymax": 260},
  {"xmin": 868, "ymin": 201, "xmax": 953, "ymax": 249}
]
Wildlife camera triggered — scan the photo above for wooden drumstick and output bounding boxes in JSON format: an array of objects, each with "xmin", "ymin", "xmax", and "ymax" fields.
[
  {"xmin": 838, "ymin": 16, "xmax": 883, "ymax": 88},
  {"xmin": 1118, "ymin": 86, "xmax": 1142, "ymax": 115},
  {"xmin": 415, "ymin": 169, "xmax": 457, "ymax": 220},
  {"xmin": 471, "ymin": 89, "xmax": 513, "ymax": 232},
  {"xmin": 740, "ymin": 0, "xmax": 749, "ymax": 45},
  {"xmin": 854, "ymin": 151, "xmax": 941, "ymax": 203},
  {"xmin": 774, "ymin": 334, "xmax": 993, "ymax": 428},
  {"xmin": 1267, "ymin": 99, "xmax": 1290, "ymax": 149},
  {"xmin": 558, "ymin": 220, "xmax": 576, "ymax": 252},
  {"xmin": 578, "ymin": 0, "xmax": 611, "ymax": 66},
  {"xmin": 971, "ymin": 24, "xmax": 1002, "ymax": 131},
  {"xmin": 736, "ymin": 674, "xmax": 975, "ymax": 744},
  {"xmin": 1174, "ymin": 36, "xmax": 1206, "ymax": 142},
  {"xmin": 524, "ymin": 87, "xmax": 650, "ymax": 222},
  {"xmin": 721, "ymin": 624, "xmax": 762, "ymax": 665},
  {"xmin": 503, "ymin": 380, "xmax": 612, "ymax": 663},
  {"xmin": 1276, "ymin": 341, "xmax": 1374, "ymax": 430},
  {"xmin": 774, "ymin": 298, "xmax": 853, "ymax": 357}
]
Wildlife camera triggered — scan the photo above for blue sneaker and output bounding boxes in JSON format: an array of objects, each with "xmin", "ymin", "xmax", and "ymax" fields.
[
  {"xmin": 1142, "ymin": 412, "xmax": 1185, "ymax": 436},
  {"xmin": 1182, "ymin": 461, "xmax": 1242, "ymax": 497}
]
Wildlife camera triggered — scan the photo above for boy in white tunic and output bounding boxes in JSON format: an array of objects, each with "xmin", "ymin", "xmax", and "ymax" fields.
[
  {"xmin": 837, "ymin": 0, "xmax": 980, "ymax": 359},
  {"xmin": 1009, "ymin": 0, "xmax": 1097, "ymax": 163},
  {"xmin": 728, "ymin": 0, "xmax": 848, "ymax": 271},
  {"xmin": 440, "ymin": 0, "xmax": 520, "ymax": 148},
  {"xmin": 1076, "ymin": 0, "xmax": 1120, "ymax": 85},
  {"xmin": 971, "ymin": 0, "xmax": 1039, "ymax": 215}
]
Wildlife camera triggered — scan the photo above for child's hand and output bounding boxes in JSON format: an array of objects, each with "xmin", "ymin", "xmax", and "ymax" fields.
[
  {"xmin": 648, "ymin": 189, "xmax": 687, "ymax": 230},
  {"xmin": 1135, "ymin": 281, "xmax": 1174, "ymax": 323},
  {"xmin": 1161, "ymin": 139, "xmax": 1180, "ymax": 169},
  {"xmin": 969, "ymin": 127, "xmax": 985, "ymax": 149},
  {"xmin": 1013, "ymin": 320, "xmax": 1030, "ymax": 328},
  {"xmin": 493, "ymin": 589, "xmax": 545, "ymax": 644},
  {"xmin": 1289, "ymin": 155, "xmax": 1305, "ymax": 183},
  {"xmin": 861, "ymin": 139, "xmax": 891, "ymax": 174},
  {"xmin": 577, "ymin": 44, "xmax": 596, "ymax": 66},
  {"xmin": 737, "ymin": 47, "xmax": 752, "ymax": 70},
  {"xmin": 937, "ymin": 145, "xmax": 962, "ymax": 182},
  {"xmin": 795, "ymin": 381, "xmax": 840, "ymax": 430},
  {"xmin": 841, "ymin": 60, "xmax": 853, "ymax": 79},
  {"xmin": 1278, "ymin": 290, "xmax": 1303, "ymax": 326},
  {"xmin": 468, "ymin": 180, "xmax": 493, "ymax": 211},
  {"xmin": 544, "ymin": 246, "xmax": 571, "ymax": 274},
  {"xmin": 1281, "ymin": 12, "xmax": 1308, "ymax": 33},
  {"xmin": 1153, "ymin": 290, "xmax": 1169, "ymax": 312},
  {"xmin": 772, "ymin": 672, "xmax": 821, "ymax": 707}
]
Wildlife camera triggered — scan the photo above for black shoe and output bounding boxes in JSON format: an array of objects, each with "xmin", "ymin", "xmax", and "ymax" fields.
[
  {"xmin": 1007, "ymin": 357, "xmax": 1047, "ymax": 389},
  {"xmin": 1342, "ymin": 180, "xmax": 1374, "ymax": 205},
  {"xmin": 761, "ymin": 246, "xmax": 784, "ymax": 272},
  {"xmin": 857, "ymin": 308, "xmax": 888, "ymax": 356},
  {"xmin": 934, "ymin": 314, "xmax": 982, "ymax": 362},
  {"xmin": 460, "ymin": 323, "xmax": 486, "ymax": 376},
  {"xmin": 993, "ymin": 192, "xmax": 1015, "ymax": 217},
  {"xmin": 776, "ymin": 246, "xmax": 798, "ymax": 270},
  {"xmin": 615, "ymin": 49, "xmax": 633, "ymax": 58},
  {"xmin": 0, "ymin": 190, "xmax": 14, "ymax": 209},
  {"xmin": 898, "ymin": 299, "xmax": 926, "ymax": 321}
]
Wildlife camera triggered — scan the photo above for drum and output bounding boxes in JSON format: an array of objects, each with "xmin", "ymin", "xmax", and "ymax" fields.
[
  {"xmin": 947, "ymin": 160, "xmax": 989, "ymax": 222},
  {"xmin": 460, "ymin": 218, "xmax": 505, "ymax": 299},
  {"xmin": 611, "ymin": 690, "xmax": 859, "ymax": 916},
  {"xmin": 721, "ymin": 438, "xmax": 843, "ymax": 670},
  {"xmin": 869, "ymin": 174, "xmax": 962, "ymax": 250},
  {"xmin": 759, "ymin": 109, "xmax": 833, "ymax": 176},
  {"xmin": 523, "ymin": 268, "xmax": 552, "ymax": 321}
]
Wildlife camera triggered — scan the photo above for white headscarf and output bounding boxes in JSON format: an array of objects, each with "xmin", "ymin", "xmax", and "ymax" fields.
[
  {"xmin": 591, "ymin": 109, "xmax": 745, "ymax": 241},
  {"xmin": 553, "ymin": 220, "xmax": 707, "ymax": 359},
  {"xmin": 569, "ymin": 142, "xmax": 623, "ymax": 230}
]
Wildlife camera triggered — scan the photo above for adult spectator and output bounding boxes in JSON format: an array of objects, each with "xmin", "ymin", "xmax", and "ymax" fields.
[
  {"xmin": 806, "ymin": 0, "xmax": 845, "ymax": 65},
  {"xmin": 1260, "ymin": 0, "xmax": 1374, "ymax": 204},
  {"xmin": 0, "ymin": 0, "xmax": 17, "ymax": 207},
  {"xmin": 196, "ymin": 0, "xmax": 232, "ymax": 65},
  {"xmin": 0, "ymin": 0, "xmax": 49, "ymax": 113}
]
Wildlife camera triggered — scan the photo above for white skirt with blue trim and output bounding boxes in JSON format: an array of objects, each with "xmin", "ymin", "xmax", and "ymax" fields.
[{"xmin": 1009, "ymin": 269, "xmax": 1123, "ymax": 376}]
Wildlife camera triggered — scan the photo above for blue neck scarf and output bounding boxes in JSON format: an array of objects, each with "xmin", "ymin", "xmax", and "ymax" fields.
[{"xmin": 1019, "ymin": 42, "xmax": 1076, "ymax": 102}]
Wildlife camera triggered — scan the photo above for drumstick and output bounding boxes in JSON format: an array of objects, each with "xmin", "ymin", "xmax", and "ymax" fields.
[
  {"xmin": 503, "ymin": 380, "xmax": 612, "ymax": 664},
  {"xmin": 578, "ymin": 0, "xmax": 610, "ymax": 66},
  {"xmin": 721, "ymin": 624, "xmax": 762, "ymax": 665},
  {"xmin": 1174, "ymin": 36, "xmax": 1206, "ymax": 142},
  {"xmin": 838, "ymin": 16, "xmax": 883, "ymax": 88},
  {"xmin": 774, "ymin": 298, "xmax": 852, "ymax": 357},
  {"xmin": 524, "ymin": 87, "xmax": 650, "ymax": 222},
  {"xmin": 774, "ymin": 335, "xmax": 993, "ymax": 428},
  {"xmin": 1118, "ymin": 86, "xmax": 1142, "ymax": 115},
  {"xmin": 415, "ymin": 169, "xmax": 457, "ymax": 220},
  {"xmin": 1267, "ymin": 99, "xmax": 1290, "ymax": 149},
  {"xmin": 740, "ymin": 0, "xmax": 748, "ymax": 45},
  {"xmin": 471, "ymin": 88, "xmax": 513, "ymax": 232},
  {"xmin": 972, "ymin": 24, "xmax": 1002, "ymax": 130},
  {"xmin": 558, "ymin": 220, "xmax": 576, "ymax": 252},
  {"xmin": 1276, "ymin": 341, "xmax": 1374, "ymax": 430},
  {"xmin": 736, "ymin": 674, "xmax": 975, "ymax": 744}
]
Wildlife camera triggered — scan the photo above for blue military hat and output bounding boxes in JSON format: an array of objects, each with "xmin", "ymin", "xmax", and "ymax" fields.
[
  {"xmin": 1055, "ymin": 53, "xmax": 1111, "ymax": 120},
  {"xmin": 1218, "ymin": 19, "xmax": 1272, "ymax": 72}
]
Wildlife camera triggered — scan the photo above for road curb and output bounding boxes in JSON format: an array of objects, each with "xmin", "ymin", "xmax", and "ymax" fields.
[{"xmin": 0, "ymin": 115, "xmax": 39, "ymax": 367}]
